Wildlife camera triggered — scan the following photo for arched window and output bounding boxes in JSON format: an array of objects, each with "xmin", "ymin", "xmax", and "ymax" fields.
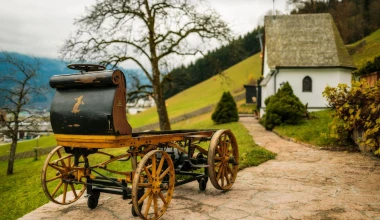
[{"xmin": 303, "ymin": 76, "xmax": 312, "ymax": 92}]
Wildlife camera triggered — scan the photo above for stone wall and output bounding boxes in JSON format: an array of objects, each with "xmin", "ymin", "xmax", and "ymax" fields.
[{"xmin": 352, "ymin": 129, "xmax": 374, "ymax": 154}]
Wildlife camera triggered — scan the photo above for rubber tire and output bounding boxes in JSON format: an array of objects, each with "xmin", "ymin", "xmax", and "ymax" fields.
[{"xmin": 87, "ymin": 191, "xmax": 100, "ymax": 209}]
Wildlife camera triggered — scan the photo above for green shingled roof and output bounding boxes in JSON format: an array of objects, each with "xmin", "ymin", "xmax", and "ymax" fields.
[{"xmin": 264, "ymin": 14, "xmax": 355, "ymax": 69}]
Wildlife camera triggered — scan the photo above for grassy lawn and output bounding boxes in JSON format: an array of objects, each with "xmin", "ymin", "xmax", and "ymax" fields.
[
  {"xmin": 0, "ymin": 157, "xmax": 49, "ymax": 220},
  {"xmin": 128, "ymin": 54, "xmax": 262, "ymax": 128},
  {"xmin": 0, "ymin": 135, "xmax": 57, "ymax": 156},
  {"xmin": 273, "ymin": 110, "xmax": 338, "ymax": 147},
  {"xmin": 236, "ymin": 99, "xmax": 256, "ymax": 114}
]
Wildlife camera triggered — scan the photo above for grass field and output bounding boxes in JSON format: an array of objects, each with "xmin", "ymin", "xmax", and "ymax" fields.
[
  {"xmin": 273, "ymin": 110, "xmax": 339, "ymax": 147},
  {"xmin": 128, "ymin": 54, "xmax": 262, "ymax": 128},
  {"xmin": 0, "ymin": 135, "xmax": 57, "ymax": 156},
  {"xmin": 236, "ymin": 99, "xmax": 256, "ymax": 114},
  {"xmin": 348, "ymin": 29, "xmax": 380, "ymax": 68}
]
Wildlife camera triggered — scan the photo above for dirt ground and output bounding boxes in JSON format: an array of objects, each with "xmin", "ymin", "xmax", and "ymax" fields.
[{"xmin": 21, "ymin": 117, "xmax": 380, "ymax": 220}]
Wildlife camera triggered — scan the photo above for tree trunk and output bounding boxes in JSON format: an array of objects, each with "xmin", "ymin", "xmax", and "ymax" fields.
[
  {"xmin": 7, "ymin": 136, "xmax": 17, "ymax": 175},
  {"xmin": 155, "ymin": 93, "xmax": 171, "ymax": 130},
  {"xmin": 152, "ymin": 64, "xmax": 171, "ymax": 131}
]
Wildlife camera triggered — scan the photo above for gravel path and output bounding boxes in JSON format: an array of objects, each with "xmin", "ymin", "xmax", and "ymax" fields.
[{"xmin": 21, "ymin": 117, "xmax": 380, "ymax": 220}]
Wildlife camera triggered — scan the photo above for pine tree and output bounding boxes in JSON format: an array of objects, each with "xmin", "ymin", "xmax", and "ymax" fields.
[
  {"xmin": 264, "ymin": 82, "xmax": 305, "ymax": 130},
  {"xmin": 212, "ymin": 91, "xmax": 239, "ymax": 124}
]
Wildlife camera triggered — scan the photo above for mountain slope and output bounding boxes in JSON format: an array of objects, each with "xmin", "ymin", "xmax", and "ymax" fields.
[
  {"xmin": 348, "ymin": 29, "xmax": 380, "ymax": 68},
  {"xmin": 0, "ymin": 52, "xmax": 146, "ymax": 109},
  {"xmin": 128, "ymin": 53, "xmax": 262, "ymax": 128}
]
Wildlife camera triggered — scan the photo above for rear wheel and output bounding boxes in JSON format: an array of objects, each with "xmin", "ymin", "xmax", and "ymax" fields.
[{"xmin": 208, "ymin": 130, "xmax": 239, "ymax": 190}]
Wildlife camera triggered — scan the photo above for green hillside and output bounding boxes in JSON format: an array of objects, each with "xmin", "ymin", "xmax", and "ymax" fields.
[
  {"xmin": 0, "ymin": 135, "xmax": 57, "ymax": 156},
  {"xmin": 129, "ymin": 53, "xmax": 262, "ymax": 128},
  {"xmin": 348, "ymin": 29, "xmax": 380, "ymax": 68}
]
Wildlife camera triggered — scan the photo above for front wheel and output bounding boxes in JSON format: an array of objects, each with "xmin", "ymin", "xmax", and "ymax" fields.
[
  {"xmin": 41, "ymin": 146, "xmax": 87, "ymax": 204},
  {"xmin": 208, "ymin": 130, "xmax": 239, "ymax": 190},
  {"xmin": 132, "ymin": 150, "xmax": 175, "ymax": 220}
]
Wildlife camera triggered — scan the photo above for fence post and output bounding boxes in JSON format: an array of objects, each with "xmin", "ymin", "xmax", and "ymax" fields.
[{"xmin": 34, "ymin": 137, "xmax": 40, "ymax": 161}]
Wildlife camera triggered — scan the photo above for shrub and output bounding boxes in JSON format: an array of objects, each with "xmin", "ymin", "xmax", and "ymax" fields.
[
  {"xmin": 323, "ymin": 81, "xmax": 380, "ymax": 154},
  {"xmin": 354, "ymin": 55, "xmax": 380, "ymax": 77},
  {"xmin": 212, "ymin": 91, "xmax": 239, "ymax": 124},
  {"xmin": 264, "ymin": 82, "xmax": 305, "ymax": 130}
]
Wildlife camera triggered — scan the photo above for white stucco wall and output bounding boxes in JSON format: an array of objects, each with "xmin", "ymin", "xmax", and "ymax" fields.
[
  {"xmin": 260, "ymin": 68, "xmax": 352, "ymax": 117},
  {"xmin": 263, "ymin": 45, "xmax": 270, "ymax": 77}
]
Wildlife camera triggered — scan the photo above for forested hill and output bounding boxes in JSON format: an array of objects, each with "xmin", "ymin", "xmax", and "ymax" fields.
[
  {"xmin": 162, "ymin": 27, "xmax": 263, "ymax": 99},
  {"xmin": 0, "ymin": 53, "xmax": 74, "ymax": 109},
  {"xmin": 288, "ymin": 0, "xmax": 380, "ymax": 44}
]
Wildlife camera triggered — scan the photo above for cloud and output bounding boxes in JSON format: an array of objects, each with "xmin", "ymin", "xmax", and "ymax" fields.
[
  {"xmin": 0, "ymin": 0, "xmax": 95, "ymax": 58},
  {"xmin": 0, "ymin": 0, "xmax": 288, "ymax": 62},
  {"xmin": 211, "ymin": 0, "xmax": 288, "ymax": 35}
]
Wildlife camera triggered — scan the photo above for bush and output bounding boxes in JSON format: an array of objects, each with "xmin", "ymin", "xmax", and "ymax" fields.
[
  {"xmin": 323, "ymin": 81, "xmax": 380, "ymax": 154},
  {"xmin": 354, "ymin": 55, "xmax": 380, "ymax": 77},
  {"xmin": 212, "ymin": 91, "xmax": 239, "ymax": 124},
  {"xmin": 264, "ymin": 82, "xmax": 305, "ymax": 130}
]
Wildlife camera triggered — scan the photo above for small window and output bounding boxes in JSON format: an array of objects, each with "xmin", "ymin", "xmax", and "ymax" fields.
[{"xmin": 303, "ymin": 76, "xmax": 312, "ymax": 92}]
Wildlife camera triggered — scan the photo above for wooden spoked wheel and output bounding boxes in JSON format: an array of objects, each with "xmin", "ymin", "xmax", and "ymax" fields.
[
  {"xmin": 208, "ymin": 130, "xmax": 239, "ymax": 190},
  {"xmin": 41, "ymin": 146, "xmax": 87, "ymax": 204},
  {"xmin": 132, "ymin": 150, "xmax": 175, "ymax": 220}
]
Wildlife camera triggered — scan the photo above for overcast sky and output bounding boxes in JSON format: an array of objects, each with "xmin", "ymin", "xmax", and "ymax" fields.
[{"xmin": 0, "ymin": 0, "xmax": 288, "ymax": 61}]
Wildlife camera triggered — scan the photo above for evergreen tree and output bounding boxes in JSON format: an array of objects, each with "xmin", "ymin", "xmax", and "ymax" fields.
[
  {"xmin": 264, "ymin": 82, "xmax": 305, "ymax": 130},
  {"xmin": 212, "ymin": 91, "xmax": 239, "ymax": 124}
]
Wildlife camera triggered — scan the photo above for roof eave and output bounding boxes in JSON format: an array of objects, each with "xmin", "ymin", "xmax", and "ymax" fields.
[{"xmin": 275, "ymin": 65, "xmax": 357, "ymax": 70}]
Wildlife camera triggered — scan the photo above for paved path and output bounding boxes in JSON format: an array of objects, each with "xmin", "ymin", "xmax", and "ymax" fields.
[{"xmin": 21, "ymin": 117, "xmax": 380, "ymax": 219}]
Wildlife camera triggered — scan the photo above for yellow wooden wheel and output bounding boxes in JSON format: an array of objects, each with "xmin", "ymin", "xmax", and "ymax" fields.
[
  {"xmin": 41, "ymin": 146, "xmax": 87, "ymax": 204},
  {"xmin": 132, "ymin": 150, "xmax": 175, "ymax": 220},
  {"xmin": 208, "ymin": 130, "xmax": 239, "ymax": 190}
]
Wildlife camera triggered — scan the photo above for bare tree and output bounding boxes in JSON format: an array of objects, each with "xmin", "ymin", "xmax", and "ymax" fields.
[
  {"xmin": 61, "ymin": 0, "xmax": 231, "ymax": 130},
  {"xmin": 0, "ymin": 52, "xmax": 42, "ymax": 175},
  {"xmin": 127, "ymin": 75, "xmax": 154, "ymax": 103}
]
